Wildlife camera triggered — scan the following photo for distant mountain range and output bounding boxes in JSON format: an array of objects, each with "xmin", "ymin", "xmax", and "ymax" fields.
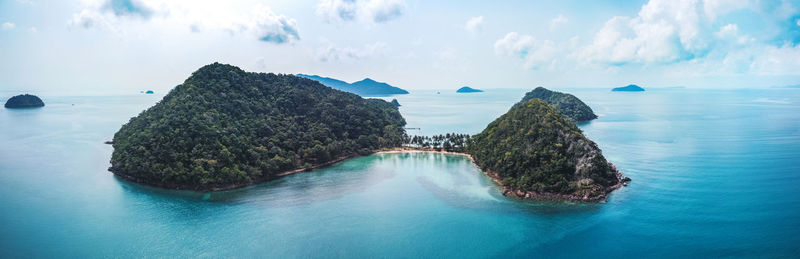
[{"xmin": 296, "ymin": 74, "xmax": 409, "ymax": 96}]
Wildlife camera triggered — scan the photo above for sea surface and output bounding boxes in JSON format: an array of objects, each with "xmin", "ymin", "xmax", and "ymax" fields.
[{"xmin": 1, "ymin": 88, "xmax": 799, "ymax": 257}]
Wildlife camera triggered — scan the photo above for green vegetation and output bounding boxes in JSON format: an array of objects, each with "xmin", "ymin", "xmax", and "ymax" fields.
[
  {"xmin": 405, "ymin": 133, "xmax": 471, "ymax": 152},
  {"xmin": 516, "ymin": 87, "xmax": 597, "ymax": 122},
  {"xmin": 468, "ymin": 99, "xmax": 619, "ymax": 197},
  {"xmin": 4, "ymin": 94, "xmax": 44, "ymax": 108},
  {"xmin": 109, "ymin": 63, "xmax": 406, "ymax": 191}
]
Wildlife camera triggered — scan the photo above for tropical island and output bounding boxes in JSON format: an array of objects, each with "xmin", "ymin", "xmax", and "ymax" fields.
[
  {"xmin": 109, "ymin": 63, "xmax": 406, "ymax": 191},
  {"xmin": 456, "ymin": 86, "xmax": 483, "ymax": 93},
  {"xmin": 110, "ymin": 63, "xmax": 626, "ymax": 202},
  {"xmin": 612, "ymin": 84, "xmax": 645, "ymax": 91},
  {"xmin": 4, "ymin": 94, "xmax": 45, "ymax": 108},
  {"xmin": 468, "ymin": 99, "xmax": 625, "ymax": 201},
  {"xmin": 516, "ymin": 87, "xmax": 598, "ymax": 122},
  {"xmin": 296, "ymin": 74, "xmax": 409, "ymax": 96}
]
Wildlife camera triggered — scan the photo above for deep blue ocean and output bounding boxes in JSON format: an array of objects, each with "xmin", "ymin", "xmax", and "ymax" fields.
[{"xmin": 1, "ymin": 88, "xmax": 799, "ymax": 257}]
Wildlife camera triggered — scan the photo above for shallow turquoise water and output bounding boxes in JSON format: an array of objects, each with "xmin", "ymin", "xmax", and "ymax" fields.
[{"xmin": 1, "ymin": 88, "xmax": 799, "ymax": 257}]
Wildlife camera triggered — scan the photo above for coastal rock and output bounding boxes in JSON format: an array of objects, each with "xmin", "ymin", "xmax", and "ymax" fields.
[{"xmin": 4, "ymin": 94, "xmax": 44, "ymax": 108}]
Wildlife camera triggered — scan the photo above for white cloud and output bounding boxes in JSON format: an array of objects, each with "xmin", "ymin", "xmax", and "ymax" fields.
[
  {"xmin": 317, "ymin": 42, "xmax": 386, "ymax": 62},
  {"xmin": 28, "ymin": 27, "xmax": 37, "ymax": 33},
  {"xmin": 2, "ymin": 22, "xmax": 15, "ymax": 30},
  {"xmin": 68, "ymin": 1, "xmax": 299, "ymax": 44},
  {"xmin": 465, "ymin": 16, "xmax": 484, "ymax": 33},
  {"xmin": 750, "ymin": 44, "xmax": 800, "ymax": 75},
  {"xmin": 549, "ymin": 14, "xmax": 568, "ymax": 30},
  {"xmin": 316, "ymin": 0, "xmax": 406, "ymax": 24},
  {"xmin": 247, "ymin": 7, "xmax": 300, "ymax": 44},
  {"xmin": 578, "ymin": 0, "xmax": 714, "ymax": 65},
  {"xmin": 494, "ymin": 32, "xmax": 559, "ymax": 69}
]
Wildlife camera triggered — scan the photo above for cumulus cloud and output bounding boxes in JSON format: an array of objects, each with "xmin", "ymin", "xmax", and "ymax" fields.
[
  {"xmin": 248, "ymin": 7, "xmax": 300, "ymax": 44},
  {"xmin": 102, "ymin": 0, "xmax": 153, "ymax": 19},
  {"xmin": 317, "ymin": 42, "xmax": 386, "ymax": 62},
  {"xmin": 1, "ymin": 22, "xmax": 15, "ymax": 30},
  {"xmin": 465, "ymin": 16, "xmax": 484, "ymax": 33},
  {"xmin": 571, "ymin": 0, "xmax": 800, "ymax": 76},
  {"xmin": 316, "ymin": 0, "xmax": 406, "ymax": 24},
  {"xmin": 68, "ymin": 1, "xmax": 299, "ymax": 44},
  {"xmin": 68, "ymin": 0, "xmax": 159, "ymax": 30},
  {"xmin": 578, "ymin": 0, "xmax": 714, "ymax": 65},
  {"xmin": 494, "ymin": 32, "xmax": 559, "ymax": 69}
]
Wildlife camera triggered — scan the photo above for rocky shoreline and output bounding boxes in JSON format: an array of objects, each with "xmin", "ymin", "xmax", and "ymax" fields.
[{"xmin": 379, "ymin": 148, "xmax": 630, "ymax": 203}]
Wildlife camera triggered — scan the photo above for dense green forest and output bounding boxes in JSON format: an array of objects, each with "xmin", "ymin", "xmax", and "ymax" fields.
[
  {"xmin": 468, "ymin": 99, "xmax": 619, "ymax": 196},
  {"xmin": 109, "ymin": 63, "xmax": 406, "ymax": 191},
  {"xmin": 516, "ymin": 87, "xmax": 597, "ymax": 122}
]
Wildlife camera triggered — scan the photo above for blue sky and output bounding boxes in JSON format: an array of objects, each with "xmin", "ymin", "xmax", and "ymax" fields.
[{"xmin": 1, "ymin": 0, "xmax": 800, "ymax": 93}]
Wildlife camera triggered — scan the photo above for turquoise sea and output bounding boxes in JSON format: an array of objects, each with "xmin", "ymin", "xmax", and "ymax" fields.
[{"xmin": 1, "ymin": 88, "xmax": 799, "ymax": 257}]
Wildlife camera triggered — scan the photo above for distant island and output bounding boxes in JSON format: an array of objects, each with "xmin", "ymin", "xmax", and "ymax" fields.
[
  {"xmin": 109, "ymin": 63, "xmax": 406, "ymax": 191},
  {"xmin": 467, "ymin": 99, "xmax": 625, "ymax": 202},
  {"xmin": 456, "ymin": 86, "xmax": 483, "ymax": 93},
  {"xmin": 516, "ymin": 87, "xmax": 597, "ymax": 122},
  {"xmin": 4, "ymin": 94, "xmax": 44, "ymax": 108},
  {"xmin": 612, "ymin": 84, "xmax": 645, "ymax": 91},
  {"xmin": 145, "ymin": 90, "xmax": 154, "ymax": 94},
  {"xmin": 296, "ymin": 74, "xmax": 409, "ymax": 96}
]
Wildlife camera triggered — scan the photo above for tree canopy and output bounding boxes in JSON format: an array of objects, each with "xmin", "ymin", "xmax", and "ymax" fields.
[
  {"xmin": 109, "ymin": 63, "xmax": 406, "ymax": 191},
  {"xmin": 516, "ymin": 87, "xmax": 597, "ymax": 122},
  {"xmin": 468, "ymin": 99, "xmax": 618, "ymax": 196}
]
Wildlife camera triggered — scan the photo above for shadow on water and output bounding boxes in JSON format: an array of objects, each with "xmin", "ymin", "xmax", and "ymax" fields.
[{"xmin": 113, "ymin": 155, "xmax": 397, "ymax": 207}]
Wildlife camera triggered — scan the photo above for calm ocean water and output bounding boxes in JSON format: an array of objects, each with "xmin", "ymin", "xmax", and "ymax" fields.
[{"xmin": 1, "ymin": 88, "xmax": 799, "ymax": 257}]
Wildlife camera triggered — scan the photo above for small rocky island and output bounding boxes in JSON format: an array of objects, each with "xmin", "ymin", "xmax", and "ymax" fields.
[
  {"xmin": 456, "ymin": 86, "xmax": 483, "ymax": 93},
  {"xmin": 4, "ymin": 94, "xmax": 45, "ymax": 108},
  {"xmin": 468, "ymin": 99, "xmax": 626, "ymax": 202},
  {"xmin": 516, "ymin": 87, "xmax": 597, "ymax": 122},
  {"xmin": 109, "ymin": 63, "xmax": 406, "ymax": 191},
  {"xmin": 612, "ymin": 84, "xmax": 645, "ymax": 91}
]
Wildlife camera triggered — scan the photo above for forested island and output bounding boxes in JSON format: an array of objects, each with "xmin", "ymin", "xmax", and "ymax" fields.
[
  {"xmin": 456, "ymin": 86, "xmax": 483, "ymax": 93},
  {"xmin": 401, "ymin": 100, "xmax": 626, "ymax": 202},
  {"xmin": 612, "ymin": 84, "xmax": 645, "ymax": 91},
  {"xmin": 109, "ymin": 63, "xmax": 406, "ymax": 191},
  {"xmin": 111, "ymin": 63, "xmax": 626, "ymax": 201},
  {"xmin": 468, "ymin": 99, "xmax": 625, "ymax": 201},
  {"xmin": 4, "ymin": 94, "xmax": 44, "ymax": 108},
  {"xmin": 296, "ymin": 74, "xmax": 409, "ymax": 96},
  {"xmin": 516, "ymin": 87, "xmax": 597, "ymax": 122}
]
